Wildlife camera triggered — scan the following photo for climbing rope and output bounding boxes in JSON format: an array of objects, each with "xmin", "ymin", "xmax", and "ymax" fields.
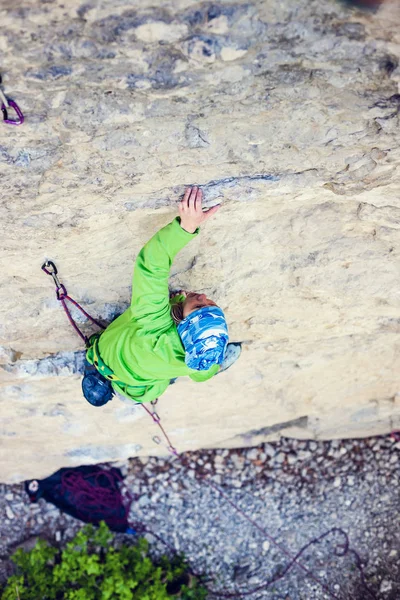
[
  {"xmin": 60, "ymin": 469, "xmax": 129, "ymax": 530},
  {"xmin": 142, "ymin": 399, "xmax": 178, "ymax": 456},
  {"xmin": 41, "ymin": 263, "xmax": 378, "ymax": 599},
  {"xmin": 142, "ymin": 402, "xmax": 378, "ymax": 600},
  {"xmin": 41, "ymin": 260, "xmax": 105, "ymax": 346}
]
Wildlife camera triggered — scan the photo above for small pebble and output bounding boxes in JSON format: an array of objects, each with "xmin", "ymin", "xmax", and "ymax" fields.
[
  {"xmin": 263, "ymin": 444, "xmax": 275, "ymax": 458},
  {"xmin": 247, "ymin": 449, "xmax": 258, "ymax": 460},
  {"xmin": 380, "ymin": 580, "xmax": 393, "ymax": 593},
  {"xmin": 262, "ymin": 540, "xmax": 270, "ymax": 552}
]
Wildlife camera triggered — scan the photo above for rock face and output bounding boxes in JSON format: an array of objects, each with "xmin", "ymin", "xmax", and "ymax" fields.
[{"xmin": 1, "ymin": 0, "xmax": 399, "ymax": 483}]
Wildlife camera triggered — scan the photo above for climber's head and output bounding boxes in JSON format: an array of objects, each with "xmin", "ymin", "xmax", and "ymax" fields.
[
  {"xmin": 171, "ymin": 292, "xmax": 229, "ymax": 371},
  {"xmin": 171, "ymin": 291, "xmax": 216, "ymax": 323},
  {"xmin": 183, "ymin": 292, "xmax": 218, "ymax": 317}
]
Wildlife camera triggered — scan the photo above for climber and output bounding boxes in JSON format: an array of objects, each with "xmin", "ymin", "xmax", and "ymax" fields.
[{"xmin": 82, "ymin": 186, "xmax": 241, "ymax": 407}]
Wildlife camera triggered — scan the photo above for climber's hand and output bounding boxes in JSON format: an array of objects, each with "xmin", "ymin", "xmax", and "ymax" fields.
[{"xmin": 179, "ymin": 186, "xmax": 220, "ymax": 234}]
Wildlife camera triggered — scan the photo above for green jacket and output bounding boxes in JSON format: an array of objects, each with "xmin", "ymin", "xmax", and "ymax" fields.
[{"xmin": 86, "ymin": 217, "xmax": 219, "ymax": 403}]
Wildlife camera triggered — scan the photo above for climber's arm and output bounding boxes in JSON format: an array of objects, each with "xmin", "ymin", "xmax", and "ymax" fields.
[
  {"xmin": 189, "ymin": 364, "xmax": 220, "ymax": 382},
  {"xmin": 131, "ymin": 187, "xmax": 220, "ymax": 329},
  {"xmin": 130, "ymin": 217, "xmax": 198, "ymax": 328}
]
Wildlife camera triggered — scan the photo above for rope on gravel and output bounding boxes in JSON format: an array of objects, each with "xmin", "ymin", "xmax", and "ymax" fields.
[{"xmin": 143, "ymin": 402, "xmax": 378, "ymax": 600}]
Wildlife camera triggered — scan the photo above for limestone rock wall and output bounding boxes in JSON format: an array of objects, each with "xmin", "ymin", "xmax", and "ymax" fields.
[{"xmin": 1, "ymin": 0, "xmax": 400, "ymax": 483}]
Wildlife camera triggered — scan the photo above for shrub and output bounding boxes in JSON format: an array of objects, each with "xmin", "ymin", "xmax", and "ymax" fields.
[{"xmin": 1, "ymin": 522, "xmax": 207, "ymax": 600}]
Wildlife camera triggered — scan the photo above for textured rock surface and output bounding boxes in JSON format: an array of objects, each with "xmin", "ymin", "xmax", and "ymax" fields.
[{"xmin": 1, "ymin": 0, "xmax": 400, "ymax": 482}]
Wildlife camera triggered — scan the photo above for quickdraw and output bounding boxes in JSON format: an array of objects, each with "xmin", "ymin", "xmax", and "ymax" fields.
[
  {"xmin": 0, "ymin": 74, "xmax": 24, "ymax": 125},
  {"xmin": 41, "ymin": 260, "xmax": 105, "ymax": 346}
]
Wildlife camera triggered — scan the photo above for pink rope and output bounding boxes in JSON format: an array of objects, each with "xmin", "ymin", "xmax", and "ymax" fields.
[
  {"xmin": 60, "ymin": 470, "xmax": 125, "ymax": 515},
  {"xmin": 58, "ymin": 293, "xmax": 105, "ymax": 346},
  {"xmin": 56, "ymin": 292, "xmax": 104, "ymax": 348},
  {"xmin": 61, "ymin": 294, "xmax": 105, "ymax": 330},
  {"xmin": 141, "ymin": 403, "xmax": 178, "ymax": 455}
]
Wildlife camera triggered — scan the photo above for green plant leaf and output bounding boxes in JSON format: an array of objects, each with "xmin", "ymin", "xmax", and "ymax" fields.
[{"xmin": 0, "ymin": 524, "xmax": 207, "ymax": 600}]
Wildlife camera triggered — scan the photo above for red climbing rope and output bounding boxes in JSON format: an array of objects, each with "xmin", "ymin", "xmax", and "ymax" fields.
[
  {"xmin": 41, "ymin": 261, "xmax": 105, "ymax": 345},
  {"xmin": 60, "ymin": 469, "xmax": 127, "ymax": 526},
  {"xmin": 141, "ymin": 400, "xmax": 178, "ymax": 456}
]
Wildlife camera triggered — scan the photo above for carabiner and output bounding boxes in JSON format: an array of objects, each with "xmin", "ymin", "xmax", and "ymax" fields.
[
  {"xmin": 41, "ymin": 260, "xmax": 63, "ymax": 291},
  {"xmin": 0, "ymin": 75, "xmax": 24, "ymax": 125},
  {"xmin": 2, "ymin": 99, "xmax": 24, "ymax": 125},
  {"xmin": 56, "ymin": 284, "xmax": 67, "ymax": 300},
  {"xmin": 0, "ymin": 82, "xmax": 8, "ymax": 109},
  {"xmin": 151, "ymin": 411, "xmax": 160, "ymax": 424},
  {"xmin": 41, "ymin": 259, "xmax": 58, "ymax": 276}
]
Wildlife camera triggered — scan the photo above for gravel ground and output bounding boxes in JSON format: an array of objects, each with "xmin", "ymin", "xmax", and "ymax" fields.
[{"xmin": 1, "ymin": 435, "xmax": 400, "ymax": 599}]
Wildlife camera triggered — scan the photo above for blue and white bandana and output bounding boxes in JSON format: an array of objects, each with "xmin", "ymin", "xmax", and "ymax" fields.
[{"xmin": 177, "ymin": 306, "xmax": 229, "ymax": 371}]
